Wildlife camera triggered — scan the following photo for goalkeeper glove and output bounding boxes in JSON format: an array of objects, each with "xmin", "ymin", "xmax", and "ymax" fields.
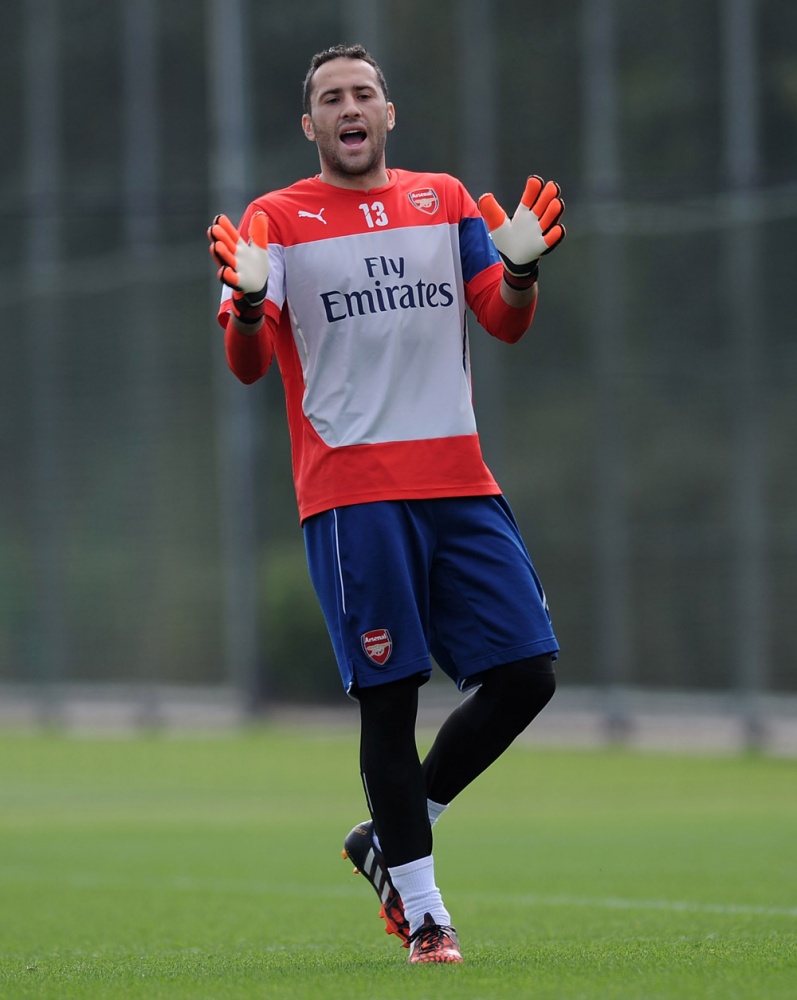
[
  {"xmin": 478, "ymin": 176, "xmax": 565, "ymax": 289},
  {"xmin": 208, "ymin": 212, "xmax": 270, "ymax": 323}
]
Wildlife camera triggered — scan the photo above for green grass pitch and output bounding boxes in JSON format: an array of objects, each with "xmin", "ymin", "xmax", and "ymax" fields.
[{"xmin": 0, "ymin": 725, "xmax": 795, "ymax": 999}]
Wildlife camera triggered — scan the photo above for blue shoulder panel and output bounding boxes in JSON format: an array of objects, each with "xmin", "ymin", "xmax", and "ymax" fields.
[{"xmin": 459, "ymin": 215, "xmax": 500, "ymax": 283}]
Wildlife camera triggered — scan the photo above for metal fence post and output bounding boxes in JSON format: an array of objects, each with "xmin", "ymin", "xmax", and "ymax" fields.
[
  {"xmin": 25, "ymin": 0, "xmax": 66, "ymax": 718},
  {"xmin": 722, "ymin": 0, "xmax": 768, "ymax": 747},
  {"xmin": 581, "ymin": 0, "xmax": 633, "ymax": 738},
  {"xmin": 206, "ymin": 0, "xmax": 263, "ymax": 713}
]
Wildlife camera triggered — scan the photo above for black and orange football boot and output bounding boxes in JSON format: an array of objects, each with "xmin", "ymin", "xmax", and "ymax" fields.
[{"xmin": 342, "ymin": 821, "xmax": 411, "ymax": 947}]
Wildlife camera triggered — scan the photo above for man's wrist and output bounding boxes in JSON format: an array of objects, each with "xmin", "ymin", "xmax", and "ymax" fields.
[
  {"xmin": 231, "ymin": 285, "xmax": 268, "ymax": 323},
  {"xmin": 502, "ymin": 261, "xmax": 539, "ymax": 290}
]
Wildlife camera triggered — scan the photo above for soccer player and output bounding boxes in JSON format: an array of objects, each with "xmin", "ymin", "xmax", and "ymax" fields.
[{"xmin": 208, "ymin": 44, "xmax": 565, "ymax": 964}]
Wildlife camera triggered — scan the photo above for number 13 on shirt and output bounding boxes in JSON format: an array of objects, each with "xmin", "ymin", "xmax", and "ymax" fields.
[{"xmin": 359, "ymin": 202, "xmax": 389, "ymax": 227}]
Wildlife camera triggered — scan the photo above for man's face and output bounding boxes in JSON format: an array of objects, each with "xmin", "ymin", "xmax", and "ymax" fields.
[{"xmin": 302, "ymin": 58, "xmax": 395, "ymax": 188}]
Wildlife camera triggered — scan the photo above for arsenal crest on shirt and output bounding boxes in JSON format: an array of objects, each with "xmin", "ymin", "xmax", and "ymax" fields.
[
  {"xmin": 361, "ymin": 629, "xmax": 393, "ymax": 666},
  {"xmin": 407, "ymin": 188, "xmax": 439, "ymax": 215}
]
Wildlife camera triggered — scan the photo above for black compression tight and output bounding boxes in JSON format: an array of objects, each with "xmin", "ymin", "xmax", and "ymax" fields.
[
  {"xmin": 358, "ymin": 675, "xmax": 430, "ymax": 867},
  {"xmin": 421, "ymin": 654, "xmax": 556, "ymax": 804},
  {"xmin": 357, "ymin": 655, "xmax": 556, "ymax": 867}
]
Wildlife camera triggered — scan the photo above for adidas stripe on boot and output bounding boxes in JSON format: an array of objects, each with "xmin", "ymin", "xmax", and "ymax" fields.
[{"xmin": 342, "ymin": 821, "xmax": 411, "ymax": 947}]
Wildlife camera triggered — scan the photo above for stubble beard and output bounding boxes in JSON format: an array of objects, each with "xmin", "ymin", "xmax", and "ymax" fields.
[{"xmin": 315, "ymin": 121, "xmax": 388, "ymax": 182}]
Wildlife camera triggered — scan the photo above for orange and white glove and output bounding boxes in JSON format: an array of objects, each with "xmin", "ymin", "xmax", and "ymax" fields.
[
  {"xmin": 207, "ymin": 212, "xmax": 270, "ymax": 323},
  {"xmin": 478, "ymin": 176, "xmax": 565, "ymax": 288}
]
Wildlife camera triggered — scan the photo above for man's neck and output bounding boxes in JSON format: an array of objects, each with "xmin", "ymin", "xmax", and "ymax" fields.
[{"xmin": 318, "ymin": 165, "xmax": 390, "ymax": 191}]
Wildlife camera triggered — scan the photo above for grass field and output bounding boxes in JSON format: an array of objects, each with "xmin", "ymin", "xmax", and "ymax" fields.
[{"xmin": 0, "ymin": 725, "xmax": 795, "ymax": 999}]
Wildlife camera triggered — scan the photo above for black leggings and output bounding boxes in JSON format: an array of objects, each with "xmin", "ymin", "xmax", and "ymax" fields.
[{"xmin": 358, "ymin": 655, "xmax": 556, "ymax": 867}]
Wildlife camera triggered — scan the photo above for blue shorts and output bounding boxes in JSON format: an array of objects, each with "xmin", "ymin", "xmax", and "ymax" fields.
[{"xmin": 303, "ymin": 496, "xmax": 558, "ymax": 695}]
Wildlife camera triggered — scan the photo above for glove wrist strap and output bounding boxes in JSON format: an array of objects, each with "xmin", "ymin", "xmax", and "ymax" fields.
[
  {"xmin": 502, "ymin": 261, "xmax": 539, "ymax": 290},
  {"xmin": 231, "ymin": 284, "xmax": 268, "ymax": 324}
]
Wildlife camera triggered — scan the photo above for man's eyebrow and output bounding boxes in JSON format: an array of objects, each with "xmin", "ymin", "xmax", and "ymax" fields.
[{"xmin": 318, "ymin": 83, "xmax": 377, "ymax": 100}]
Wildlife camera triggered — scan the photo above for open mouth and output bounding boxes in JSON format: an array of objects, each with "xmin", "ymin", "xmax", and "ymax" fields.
[{"xmin": 340, "ymin": 129, "xmax": 367, "ymax": 147}]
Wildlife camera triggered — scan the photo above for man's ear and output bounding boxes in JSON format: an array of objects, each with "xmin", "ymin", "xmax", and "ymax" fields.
[
  {"xmin": 302, "ymin": 113, "xmax": 316, "ymax": 142},
  {"xmin": 387, "ymin": 103, "xmax": 396, "ymax": 132}
]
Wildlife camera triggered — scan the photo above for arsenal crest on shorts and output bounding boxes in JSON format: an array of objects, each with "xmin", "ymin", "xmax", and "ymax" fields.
[{"xmin": 361, "ymin": 629, "xmax": 393, "ymax": 666}]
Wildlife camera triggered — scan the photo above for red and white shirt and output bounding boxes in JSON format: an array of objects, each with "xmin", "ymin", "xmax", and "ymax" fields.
[{"xmin": 217, "ymin": 168, "xmax": 537, "ymax": 522}]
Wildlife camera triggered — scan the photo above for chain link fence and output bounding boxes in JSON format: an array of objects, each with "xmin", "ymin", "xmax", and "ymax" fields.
[{"xmin": 1, "ymin": 0, "xmax": 795, "ymax": 737}]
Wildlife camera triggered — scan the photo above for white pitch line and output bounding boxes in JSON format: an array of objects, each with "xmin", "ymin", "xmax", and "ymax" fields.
[
  {"xmin": 1, "ymin": 867, "xmax": 795, "ymax": 919},
  {"xmin": 461, "ymin": 890, "xmax": 797, "ymax": 920}
]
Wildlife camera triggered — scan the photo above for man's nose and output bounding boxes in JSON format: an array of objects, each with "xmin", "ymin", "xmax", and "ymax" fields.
[{"xmin": 340, "ymin": 94, "xmax": 361, "ymax": 117}]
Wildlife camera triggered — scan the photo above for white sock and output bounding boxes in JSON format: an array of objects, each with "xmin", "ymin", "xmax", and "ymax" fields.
[
  {"xmin": 388, "ymin": 855, "xmax": 451, "ymax": 935},
  {"xmin": 427, "ymin": 798, "xmax": 449, "ymax": 827}
]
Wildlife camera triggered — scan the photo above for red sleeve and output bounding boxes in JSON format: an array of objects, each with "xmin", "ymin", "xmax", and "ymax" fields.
[
  {"xmin": 218, "ymin": 197, "xmax": 285, "ymax": 384},
  {"xmin": 467, "ymin": 261, "xmax": 537, "ymax": 344},
  {"xmin": 223, "ymin": 303, "xmax": 278, "ymax": 384}
]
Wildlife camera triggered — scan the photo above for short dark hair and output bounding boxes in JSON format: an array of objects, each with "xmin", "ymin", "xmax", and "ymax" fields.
[{"xmin": 302, "ymin": 44, "xmax": 389, "ymax": 114}]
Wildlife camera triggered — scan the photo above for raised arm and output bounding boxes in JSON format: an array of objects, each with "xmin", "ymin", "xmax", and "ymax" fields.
[
  {"xmin": 208, "ymin": 210, "xmax": 275, "ymax": 383},
  {"xmin": 472, "ymin": 175, "xmax": 566, "ymax": 342}
]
